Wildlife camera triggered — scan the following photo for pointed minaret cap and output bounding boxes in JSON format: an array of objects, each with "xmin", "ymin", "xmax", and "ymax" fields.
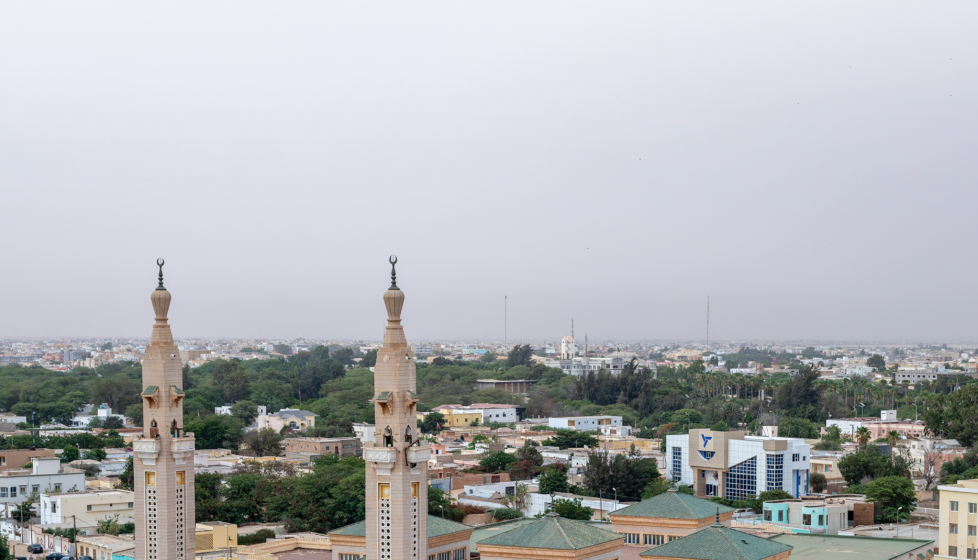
[
  {"xmin": 712, "ymin": 507, "xmax": 722, "ymax": 527},
  {"xmin": 382, "ymin": 256, "xmax": 407, "ymax": 348},
  {"xmin": 150, "ymin": 259, "xmax": 173, "ymax": 346}
]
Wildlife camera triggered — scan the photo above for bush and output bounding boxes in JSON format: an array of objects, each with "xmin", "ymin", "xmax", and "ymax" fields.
[
  {"xmin": 238, "ymin": 529, "xmax": 277, "ymax": 546},
  {"xmin": 450, "ymin": 503, "xmax": 488, "ymax": 516},
  {"xmin": 492, "ymin": 508, "xmax": 523, "ymax": 520}
]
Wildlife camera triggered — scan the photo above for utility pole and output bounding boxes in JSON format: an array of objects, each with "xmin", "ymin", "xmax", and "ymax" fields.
[
  {"xmin": 504, "ymin": 296, "xmax": 507, "ymax": 348},
  {"xmin": 706, "ymin": 296, "xmax": 710, "ymax": 355},
  {"xmin": 31, "ymin": 412, "xmax": 35, "ymax": 449},
  {"xmin": 71, "ymin": 515, "xmax": 76, "ymax": 558}
]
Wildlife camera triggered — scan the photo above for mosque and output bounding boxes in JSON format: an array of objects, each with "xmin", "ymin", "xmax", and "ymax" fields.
[{"xmin": 131, "ymin": 259, "xmax": 790, "ymax": 560}]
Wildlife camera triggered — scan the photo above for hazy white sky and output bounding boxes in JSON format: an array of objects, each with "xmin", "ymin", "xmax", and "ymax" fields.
[{"xmin": 1, "ymin": 2, "xmax": 976, "ymax": 342}]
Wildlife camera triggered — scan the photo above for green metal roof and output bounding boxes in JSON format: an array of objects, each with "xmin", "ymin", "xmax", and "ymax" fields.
[
  {"xmin": 170, "ymin": 385, "xmax": 184, "ymax": 395},
  {"xmin": 376, "ymin": 391, "xmax": 392, "ymax": 401},
  {"xmin": 142, "ymin": 386, "xmax": 158, "ymax": 395},
  {"xmin": 477, "ymin": 514, "xmax": 622, "ymax": 550},
  {"xmin": 639, "ymin": 525, "xmax": 792, "ymax": 560},
  {"xmin": 328, "ymin": 515, "xmax": 470, "ymax": 538},
  {"xmin": 610, "ymin": 491, "xmax": 735, "ymax": 520},
  {"xmin": 767, "ymin": 534, "xmax": 934, "ymax": 560}
]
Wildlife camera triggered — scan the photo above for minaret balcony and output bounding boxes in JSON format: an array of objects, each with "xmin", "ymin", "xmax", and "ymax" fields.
[
  {"xmin": 171, "ymin": 435, "xmax": 195, "ymax": 465},
  {"xmin": 364, "ymin": 447, "xmax": 397, "ymax": 475},
  {"xmin": 133, "ymin": 438, "xmax": 161, "ymax": 466},
  {"xmin": 406, "ymin": 446, "xmax": 431, "ymax": 464}
]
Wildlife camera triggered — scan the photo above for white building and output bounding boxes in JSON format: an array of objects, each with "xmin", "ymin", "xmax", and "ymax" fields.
[
  {"xmin": 353, "ymin": 422, "xmax": 376, "ymax": 445},
  {"xmin": 665, "ymin": 429, "xmax": 811, "ymax": 499},
  {"xmin": 40, "ymin": 489, "xmax": 136, "ymax": 525},
  {"xmin": 434, "ymin": 404, "xmax": 519, "ymax": 425},
  {"xmin": 412, "ymin": 345, "xmax": 432, "ymax": 358},
  {"xmin": 0, "ymin": 458, "xmax": 86, "ymax": 505},
  {"xmin": 70, "ymin": 404, "xmax": 127, "ymax": 428},
  {"xmin": 543, "ymin": 356, "xmax": 627, "ymax": 377},
  {"xmin": 214, "ymin": 404, "xmax": 267, "ymax": 416},
  {"xmin": 548, "ymin": 416, "xmax": 623, "ymax": 433}
]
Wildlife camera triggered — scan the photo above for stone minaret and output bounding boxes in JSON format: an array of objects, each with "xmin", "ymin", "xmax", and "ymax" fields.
[
  {"xmin": 364, "ymin": 257, "xmax": 431, "ymax": 560},
  {"xmin": 133, "ymin": 260, "xmax": 195, "ymax": 560}
]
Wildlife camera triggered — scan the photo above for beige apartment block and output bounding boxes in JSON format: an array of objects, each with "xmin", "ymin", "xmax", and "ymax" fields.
[{"xmin": 937, "ymin": 479, "xmax": 978, "ymax": 560}]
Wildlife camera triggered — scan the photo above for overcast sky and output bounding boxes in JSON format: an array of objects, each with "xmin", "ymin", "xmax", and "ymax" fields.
[{"xmin": 1, "ymin": 2, "xmax": 976, "ymax": 342}]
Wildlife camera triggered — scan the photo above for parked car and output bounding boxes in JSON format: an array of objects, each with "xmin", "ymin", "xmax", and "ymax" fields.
[
  {"xmin": 45, "ymin": 553, "xmax": 66, "ymax": 560},
  {"xmin": 78, "ymin": 556, "xmax": 94, "ymax": 560},
  {"xmin": 27, "ymin": 545, "xmax": 43, "ymax": 554}
]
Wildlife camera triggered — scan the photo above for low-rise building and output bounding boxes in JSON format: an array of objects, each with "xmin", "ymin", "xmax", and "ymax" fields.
[
  {"xmin": 422, "ymin": 409, "xmax": 482, "ymax": 428},
  {"xmin": 76, "ymin": 533, "xmax": 136, "ymax": 560},
  {"xmin": 756, "ymin": 495, "xmax": 872, "ymax": 534},
  {"xmin": 810, "ymin": 452, "xmax": 846, "ymax": 486},
  {"xmin": 549, "ymin": 416, "xmax": 623, "ymax": 432},
  {"xmin": 0, "ymin": 457, "xmax": 85, "ymax": 505},
  {"xmin": 477, "ymin": 513, "xmax": 623, "ymax": 560},
  {"xmin": 0, "ymin": 449, "xmax": 56, "ymax": 472},
  {"xmin": 215, "ymin": 404, "xmax": 267, "ymax": 416},
  {"xmin": 609, "ymin": 490, "xmax": 735, "ymax": 545},
  {"xmin": 256, "ymin": 409, "xmax": 318, "ymax": 432},
  {"xmin": 195, "ymin": 521, "xmax": 238, "ymax": 552},
  {"xmin": 39, "ymin": 489, "xmax": 136, "ymax": 525},
  {"xmin": 353, "ymin": 423, "xmax": 376, "ymax": 445},
  {"xmin": 283, "ymin": 437, "xmax": 362, "ymax": 458},
  {"xmin": 432, "ymin": 404, "xmax": 520, "ymax": 425},
  {"xmin": 825, "ymin": 411, "xmax": 926, "ymax": 440}
]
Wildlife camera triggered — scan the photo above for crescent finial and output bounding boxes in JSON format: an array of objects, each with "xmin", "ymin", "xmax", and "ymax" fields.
[
  {"xmin": 156, "ymin": 258, "xmax": 166, "ymax": 290},
  {"xmin": 389, "ymin": 255, "xmax": 399, "ymax": 290}
]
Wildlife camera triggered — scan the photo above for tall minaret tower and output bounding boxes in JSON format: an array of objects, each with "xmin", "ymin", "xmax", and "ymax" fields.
[
  {"xmin": 133, "ymin": 260, "xmax": 195, "ymax": 560},
  {"xmin": 364, "ymin": 257, "xmax": 431, "ymax": 560}
]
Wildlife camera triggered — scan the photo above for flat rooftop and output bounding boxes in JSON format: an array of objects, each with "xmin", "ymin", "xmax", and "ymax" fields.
[{"xmin": 768, "ymin": 534, "xmax": 934, "ymax": 560}]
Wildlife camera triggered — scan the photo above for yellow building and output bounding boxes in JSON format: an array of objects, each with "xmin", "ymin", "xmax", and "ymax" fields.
[
  {"xmin": 937, "ymin": 479, "xmax": 978, "ymax": 560},
  {"xmin": 195, "ymin": 522, "xmax": 238, "ymax": 552},
  {"xmin": 420, "ymin": 410, "xmax": 483, "ymax": 427},
  {"xmin": 810, "ymin": 455, "xmax": 845, "ymax": 486}
]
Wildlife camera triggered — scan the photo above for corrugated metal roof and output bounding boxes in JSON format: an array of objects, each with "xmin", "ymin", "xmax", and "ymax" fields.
[
  {"xmin": 477, "ymin": 514, "xmax": 622, "ymax": 550},
  {"xmin": 639, "ymin": 525, "xmax": 791, "ymax": 560}
]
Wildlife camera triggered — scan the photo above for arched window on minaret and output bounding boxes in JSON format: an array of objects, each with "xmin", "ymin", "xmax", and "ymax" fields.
[
  {"xmin": 405, "ymin": 426, "xmax": 412, "ymax": 445},
  {"xmin": 383, "ymin": 426, "xmax": 393, "ymax": 447},
  {"xmin": 150, "ymin": 420, "xmax": 159, "ymax": 439}
]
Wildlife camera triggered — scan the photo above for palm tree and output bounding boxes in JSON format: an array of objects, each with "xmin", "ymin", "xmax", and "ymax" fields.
[{"xmin": 855, "ymin": 426, "xmax": 871, "ymax": 448}]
